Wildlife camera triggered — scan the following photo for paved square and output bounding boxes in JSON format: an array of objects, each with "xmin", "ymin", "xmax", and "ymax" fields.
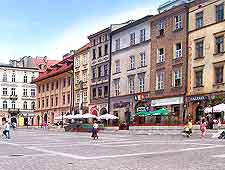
[{"xmin": 0, "ymin": 129, "xmax": 225, "ymax": 170}]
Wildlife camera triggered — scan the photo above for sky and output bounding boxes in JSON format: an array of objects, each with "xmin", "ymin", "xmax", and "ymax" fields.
[{"xmin": 0, "ymin": 0, "xmax": 166, "ymax": 63}]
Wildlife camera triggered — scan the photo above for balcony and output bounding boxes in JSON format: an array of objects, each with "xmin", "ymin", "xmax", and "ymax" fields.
[
  {"xmin": 10, "ymin": 95, "xmax": 18, "ymax": 100},
  {"xmin": 8, "ymin": 108, "xmax": 20, "ymax": 113},
  {"xmin": 1, "ymin": 95, "xmax": 10, "ymax": 99}
]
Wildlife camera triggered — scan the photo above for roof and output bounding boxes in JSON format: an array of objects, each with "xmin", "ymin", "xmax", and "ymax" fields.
[
  {"xmin": 32, "ymin": 55, "xmax": 73, "ymax": 83},
  {"xmin": 74, "ymin": 43, "xmax": 91, "ymax": 55},
  {"xmin": 111, "ymin": 15, "xmax": 152, "ymax": 35},
  {"xmin": 88, "ymin": 27, "xmax": 110, "ymax": 40},
  {"xmin": 32, "ymin": 57, "xmax": 59, "ymax": 73},
  {"xmin": 0, "ymin": 64, "xmax": 39, "ymax": 71}
]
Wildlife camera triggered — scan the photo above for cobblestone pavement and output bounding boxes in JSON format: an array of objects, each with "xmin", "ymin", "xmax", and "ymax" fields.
[{"xmin": 0, "ymin": 129, "xmax": 225, "ymax": 170}]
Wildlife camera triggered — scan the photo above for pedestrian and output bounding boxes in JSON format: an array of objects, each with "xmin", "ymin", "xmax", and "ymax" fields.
[
  {"xmin": 217, "ymin": 118, "xmax": 221, "ymax": 131},
  {"xmin": 200, "ymin": 118, "xmax": 207, "ymax": 138},
  {"xmin": 12, "ymin": 122, "xmax": 16, "ymax": 131},
  {"xmin": 91, "ymin": 121, "xmax": 98, "ymax": 140},
  {"xmin": 2, "ymin": 121, "xmax": 10, "ymax": 139},
  {"xmin": 187, "ymin": 119, "xmax": 193, "ymax": 137}
]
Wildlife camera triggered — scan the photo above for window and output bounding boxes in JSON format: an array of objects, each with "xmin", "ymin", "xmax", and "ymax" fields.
[
  {"xmin": 156, "ymin": 72, "xmax": 164, "ymax": 90},
  {"xmin": 140, "ymin": 53, "xmax": 146, "ymax": 67},
  {"xmin": 215, "ymin": 35, "xmax": 224, "ymax": 54},
  {"xmin": 83, "ymin": 90, "xmax": 88, "ymax": 102},
  {"xmin": 98, "ymin": 66, "xmax": 102, "ymax": 78},
  {"xmin": 55, "ymin": 96, "xmax": 58, "ymax": 106},
  {"xmin": 31, "ymin": 102, "xmax": 35, "ymax": 110},
  {"xmin": 23, "ymin": 89, "xmax": 27, "ymax": 96},
  {"xmin": 104, "ymin": 44, "xmax": 108, "ymax": 55},
  {"xmin": 215, "ymin": 66, "xmax": 224, "ymax": 84},
  {"xmin": 175, "ymin": 43, "xmax": 182, "ymax": 59},
  {"xmin": 11, "ymin": 88, "xmax": 16, "ymax": 96},
  {"xmin": 104, "ymin": 64, "xmax": 108, "ymax": 76},
  {"xmin": 31, "ymin": 75, "xmax": 35, "ymax": 82},
  {"xmin": 104, "ymin": 86, "xmax": 108, "ymax": 97},
  {"xmin": 42, "ymin": 85, "xmax": 45, "ymax": 92},
  {"xmin": 195, "ymin": 70, "xmax": 203, "ymax": 87},
  {"xmin": 31, "ymin": 89, "xmax": 35, "ymax": 97},
  {"xmin": 83, "ymin": 54, "xmax": 87, "ymax": 65},
  {"xmin": 68, "ymin": 77, "xmax": 71, "ymax": 87},
  {"xmin": 196, "ymin": 11, "xmax": 203, "ymax": 29},
  {"xmin": 105, "ymin": 33, "xmax": 108, "ymax": 41},
  {"xmin": 46, "ymin": 83, "xmax": 49, "ymax": 91},
  {"xmin": 3, "ymin": 73, "xmax": 7, "ymax": 82},
  {"xmin": 38, "ymin": 100, "xmax": 40, "ymax": 108},
  {"xmin": 51, "ymin": 82, "xmax": 54, "ymax": 90},
  {"xmin": 159, "ymin": 20, "xmax": 165, "ymax": 36},
  {"xmin": 115, "ymin": 39, "xmax": 120, "ymax": 50},
  {"xmin": 216, "ymin": 3, "xmax": 224, "ymax": 22},
  {"xmin": 3, "ymin": 101, "xmax": 7, "ymax": 109},
  {"xmin": 42, "ymin": 99, "xmax": 44, "ymax": 108},
  {"xmin": 83, "ymin": 71, "xmax": 87, "ymax": 82},
  {"xmin": 92, "ymin": 88, "xmax": 96, "ymax": 98},
  {"xmin": 98, "ymin": 46, "xmax": 102, "ymax": 58},
  {"xmin": 38, "ymin": 86, "xmax": 41, "ymax": 93},
  {"xmin": 12, "ymin": 74, "xmax": 15, "ymax": 82},
  {"xmin": 98, "ymin": 87, "xmax": 102, "ymax": 98},
  {"xmin": 128, "ymin": 76, "xmax": 135, "ymax": 94},
  {"xmin": 99, "ymin": 36, "xmax": 102, "ymax": 43},
  {"xmin": 3, "ymin": 88, "xmax": 7, "ymax": 96},
  {"xmin": 92, "ymin": 68, "xmax": 96, "ymax": 79},
  {"xmin": 92, "ymin": 49, "xmax": 96, "ymax": 60},
  {"xmin": 56, "ymin": 81, "xmax": 59, "ymax": 89},
  {"xmin": 139, "ymin": 76, "xmax": 145, "ymax": 92},
  {"xmin": 63, "ymin": 78, "xmax": 66, "ymax": 87},
  {"xmin": 158, "ymin": 48, "xmax": 165, "ymax": 63},
  {"xmin": 175, "ymin": 15, "xmax": 182, "ymax": 30},
  {"xmin": 47, "ymin": 98, "xmax": 49, "ymax": 107},
  {"xmin": 114, "ymin": 79, "xmax": 120, "ymax": 96},
  {"xmin": 24, "ymin": 74, "xmax": 27, "ymax": 83},
  {"xmin": 75, "ymin": 57, "xmax": 80, "ymax": 68},
  {"xmin": 130, "ymin": 56, "xmax": 135, "ymax": 69},
  {"xmin": 115, "ymin": 60, "xmax": 120, "ymax": 73},
  {"xmin": 93, "ymin": 39, "xmax": 96, "ymax": 46},
  {"xmin": 51, "ymin": 98, "xmax": 54, "ymax": 107},
  {"xmin": 130, "ymin": 33, "xmax": 135, "ymax": 46},
  {"xmin": 23, "ymin": 101, "xmax": 27, "ymax": 110},
  {"xmin": 195, "ymin": 40, "xmax": 204, "ymax": 58},
  {"xmin": 76, "ymin": 92, "xmax": 80, "ymax": 103},
  {"xmin": 12, "ymin": 101, "xmax": 15, "ymax": 109},
  {"xmin": 76, "ymin": 73, "xmax": 80, "ymax": 84},
  {"xmin": 140, "ymin": 29, "xmax": 146, "ymax": 42},
  {"xmin": 67, "ymin": 94, "xmax": 70, "ymax": 104},
  {"xmin": 173, "ymin": 69, "xmax": 182, "ymax": 87},
  {"xmin": 63, "ymin": 95, "xmax": 66, "ymax": 105}
]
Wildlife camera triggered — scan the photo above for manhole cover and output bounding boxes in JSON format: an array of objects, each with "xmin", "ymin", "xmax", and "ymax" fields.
[{"xmin": 9, "ymin": 154, "xmax": 24, "ymax": 157}]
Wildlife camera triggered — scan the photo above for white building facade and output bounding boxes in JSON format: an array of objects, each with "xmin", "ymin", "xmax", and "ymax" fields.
[
  {"xmin": 0, "ymin": 65, "xmax": 39, "ymax": 126},
  {"xmin": 110, "ymin": 16, "xmax": 151, "ymax": 123}
]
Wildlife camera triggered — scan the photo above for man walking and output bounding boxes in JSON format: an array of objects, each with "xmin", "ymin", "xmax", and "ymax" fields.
[{"xmin": 3, "ymin": 121, "xmax": 10, "ymax": 139}]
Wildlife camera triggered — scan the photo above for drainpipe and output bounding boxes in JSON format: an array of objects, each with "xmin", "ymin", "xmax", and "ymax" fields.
[{"xmin": 107, "ymin": 27, "xmax": 112, "ymax": 114}]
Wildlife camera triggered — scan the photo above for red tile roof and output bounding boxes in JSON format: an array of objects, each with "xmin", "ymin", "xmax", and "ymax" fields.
[
  {"xmin": 32, "ymin": 57, "xmax": 59, "ymax": 73},
  {"xmin": 33, "ymin": 55, "xmax": 73, "ymax": 83}
]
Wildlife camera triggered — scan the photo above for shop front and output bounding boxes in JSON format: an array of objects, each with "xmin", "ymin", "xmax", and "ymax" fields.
[{"xmin": 89, "ymin": 103, "xmax": 108, "ymax": 117}]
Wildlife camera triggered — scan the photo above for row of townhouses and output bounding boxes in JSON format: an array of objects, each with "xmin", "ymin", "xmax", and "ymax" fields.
[{"xmin": 1, "ymin": 0, "xmax": 224, "ymax": 126}]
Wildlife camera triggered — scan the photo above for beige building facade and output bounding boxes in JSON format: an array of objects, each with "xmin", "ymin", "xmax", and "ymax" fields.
[{"xmin": 187, "ymin": 0, "xmax": 225, "ymax": 122}]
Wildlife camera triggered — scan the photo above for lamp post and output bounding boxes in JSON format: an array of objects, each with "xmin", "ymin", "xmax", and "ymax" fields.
[
  {"xmin": 27, "ymin": 113, "xmax": 29, "ymax": 129},
  {"xmin": 61, "ymin": 112, "xmax": 64, "ymax": 127},
  {"xmin": 79, "ymin": 80, "xmax": 83, "ymax": 115}
]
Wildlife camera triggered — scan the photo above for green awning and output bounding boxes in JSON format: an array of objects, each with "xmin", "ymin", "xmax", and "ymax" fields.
[
  {"xmin": 135, "ymin": 111, "xmax": 151, "ymax": 117},
  {"xmin": 150, "ymin": 108, "xmax": 169, "ymax": 116}
]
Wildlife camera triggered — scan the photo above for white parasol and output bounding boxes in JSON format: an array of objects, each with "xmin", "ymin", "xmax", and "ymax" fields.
[{"xmin": 98, "ymin": 114, "xmax": 119, "ymax": 120}]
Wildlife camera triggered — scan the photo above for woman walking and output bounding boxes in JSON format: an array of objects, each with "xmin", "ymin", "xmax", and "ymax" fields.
[
  {"xmin": 91, "ymin": 121, "xmax": 98, "ymax": 140},
  {"xmin": 200, "ymin": 118, "xmax": 207, "ymax": 138}
]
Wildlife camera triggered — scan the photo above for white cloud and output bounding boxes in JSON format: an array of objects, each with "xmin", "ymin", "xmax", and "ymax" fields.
[{"xmin": 45, "ymin": 6, "xmax": 158, "ymax": 60}]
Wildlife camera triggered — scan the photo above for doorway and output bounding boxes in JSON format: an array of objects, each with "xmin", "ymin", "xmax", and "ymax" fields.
[{"xmin": 196, "ymin": 106, "xmax": 204, "ymax": 123}]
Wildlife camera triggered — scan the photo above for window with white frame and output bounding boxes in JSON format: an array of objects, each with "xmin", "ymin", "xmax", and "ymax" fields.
[
  {"xmin": 83, "ymin": 90, "xmax": 88, "ymax": 102},
  {"xmin": 83, "ymin": 70, "xmax": 87, "ymax": 82},
  {"xmin": 3, "ymin": 73, "xmax": 7, "ymax": 82},
  {"xmin": 114, "ymin": 79, "xmax": 120, "ymax": 96},
  {"xmin": 12, "ymin": 73, "xmax": 15, "ymax": 82},
  {"xmin": 12, "ymin": 101, "xmax": 16, "ymax": 109},
  {"xmin": 175, "ymin": 43, "xmax": 182, "ymax": 59},
  {"xmin": 140, "ymin": 52, "xmax": 146, "ymax": 67},
  {"xmin": 158, "ymin": 48, "xmax": 165, "ymax": 63},
  {"xmin": 83, "ymin": 54, "xmax": 88, "ymax": 65},
  {"xmin": 31, "ymin": 89, "xmax": 35, "ymax": 97},
  {"xmin": 130, "ymin": 56, "xmax": 135, "ymax": 69},
  {"xmin": 128, "ymin": 76, "xmax": 135, "ymax": 94},
  {"xmin": 2, "ymin": 88, "xmax": 7, "ymax": 96},
  {"xmin": 23, "ymin": 89, "xmax": 28, "ymax": 96},
  {"xmin": 11, "ymin": 88, "xmax": 16, "ymax": 96},
  {"xmin": 115, "ymin": 38, "xmax": 120, "ymax": 50},
  {"xmin": 3, "ymin": 101, "xmax": 7, "ymax": 109},
  {"xmin": 173, "ymin": 69, "xmax": 182, "ymax": 87},
  {"xmin": 31, "ymin": 101, "xmax": 35, "ymax": 110},
  {"xmin": 130, "ymin": 33, "xmax": 135, "ymax": 46},
  {"xmin": 23, "ymin": 101, "xmax": 27, "ymax": 110},
  {"xmin": 139, "ymin": 74, "xmax": 145, "ymax": 92},
  {"xmin": 115, "ymin": 60, "xmax": 120, "ymax": 73},
  {"xmin": 156, "ymin": 72, "xmax": 164, "ymax": 90},
  {"xmin": 140, "ymin": 29, "xmax": 146, "ymax": 42},
  {"xmin": 24, "ymin": 74, "xmax": 27, "ymax": 83},
  {"xmin": 175, "ymin": 15, "xmax": 182, "ymax": 30}
]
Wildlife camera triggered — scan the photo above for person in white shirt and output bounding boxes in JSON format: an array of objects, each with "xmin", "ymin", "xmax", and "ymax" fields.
[
  {"xmin": 91, "ymin": 121, "xmax": 98, "ymax": 140},
  {"xmin": 2, "ymin": 121, "xmax": 10, "ymax": 139}
]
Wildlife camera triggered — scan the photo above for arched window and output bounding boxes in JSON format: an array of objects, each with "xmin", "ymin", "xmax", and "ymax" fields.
[
  {"xmin": 3, "ymin": 101, "xmax": 7, "ymax": 109},
  {"xmin": 23, "ymin": 101, "xmax": 27, "ymax": 110},
  {"xmin": 31, "ymin": 101, "xmax": 35, "ymax": 110},
  {"xmin": 3, "ymin": 73, "xmax": 7, "ymax": 82},
  {"xmin": 12, "ymin": 101, "xmax": 16, "ymax": 109}
]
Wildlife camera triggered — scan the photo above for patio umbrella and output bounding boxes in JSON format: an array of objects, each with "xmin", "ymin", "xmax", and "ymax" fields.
[
  {"xmin": 64, "ymin": 115, "xmax": 77, "ymax": 119},
  {"xmin": 98, "ymin": 114, "xmax": 119, "ymax": 120},
  {"xmin": 55, "ymin": 115, "xmax": 63, "ymax": 120},
  {"xmin": 82, "ymin": 113, "xmax": 97, "ymax": 119},
  {"xmin": 73, "ymin": 114, "xmax": 84, "ymax": 119},
  {"xmin": 213, "ymin": 103, "xmax": 225, "ymax": 113},
  {"xmin": 150, "ymin": 108, "xmax": 169, "ymax": 116}
]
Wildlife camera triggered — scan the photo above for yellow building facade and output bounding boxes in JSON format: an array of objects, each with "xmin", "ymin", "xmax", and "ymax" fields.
[{"xmin": 188, "ymin": 0, "xmax": 225, "ymax": 122}]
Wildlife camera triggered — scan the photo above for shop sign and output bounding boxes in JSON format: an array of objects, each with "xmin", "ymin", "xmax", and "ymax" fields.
[
  {"xmin": 151, "ymin": 97, "xmax": 183, "ymax": 107},
  {"xmin": 137, "ymin": 107, "xmax": 146, "ymax": 112},
  {"xmin": 113, "ymin": 102, "xmax": 130, "ymax": 109},
  {"xmin": 189, "ymin": 96, "xmax": 208, "ymax": 102},
  {"xmin": 134, "ymin": 94, "xmax": 151, "ymax": 102}
]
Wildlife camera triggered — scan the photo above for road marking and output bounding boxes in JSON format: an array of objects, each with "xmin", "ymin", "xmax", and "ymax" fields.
[
  {"xmin": 0, "ymin": 153, "xmax": 53, "ymax": 159},
  {"xmin": 211, "ymin": 154, "xmax": 225, "ymax": 158}
]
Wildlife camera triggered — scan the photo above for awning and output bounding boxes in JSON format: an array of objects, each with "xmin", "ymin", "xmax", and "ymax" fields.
[
  {"xmin": 135, "ymin": 108, "xmax": 169, "ymax": 117},
  {"xmin": 135, "ymin": 111, "xmax": 151, "ymax": 117}
]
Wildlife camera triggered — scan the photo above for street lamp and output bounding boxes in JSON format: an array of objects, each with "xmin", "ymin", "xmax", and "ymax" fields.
[
  {"xmin": 61, "ymin": 112, "xmax": 64, "ymax": 127},
  {"xmin": 79, "ymin": 80, "xmax": 83, "ymax": 115}
]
